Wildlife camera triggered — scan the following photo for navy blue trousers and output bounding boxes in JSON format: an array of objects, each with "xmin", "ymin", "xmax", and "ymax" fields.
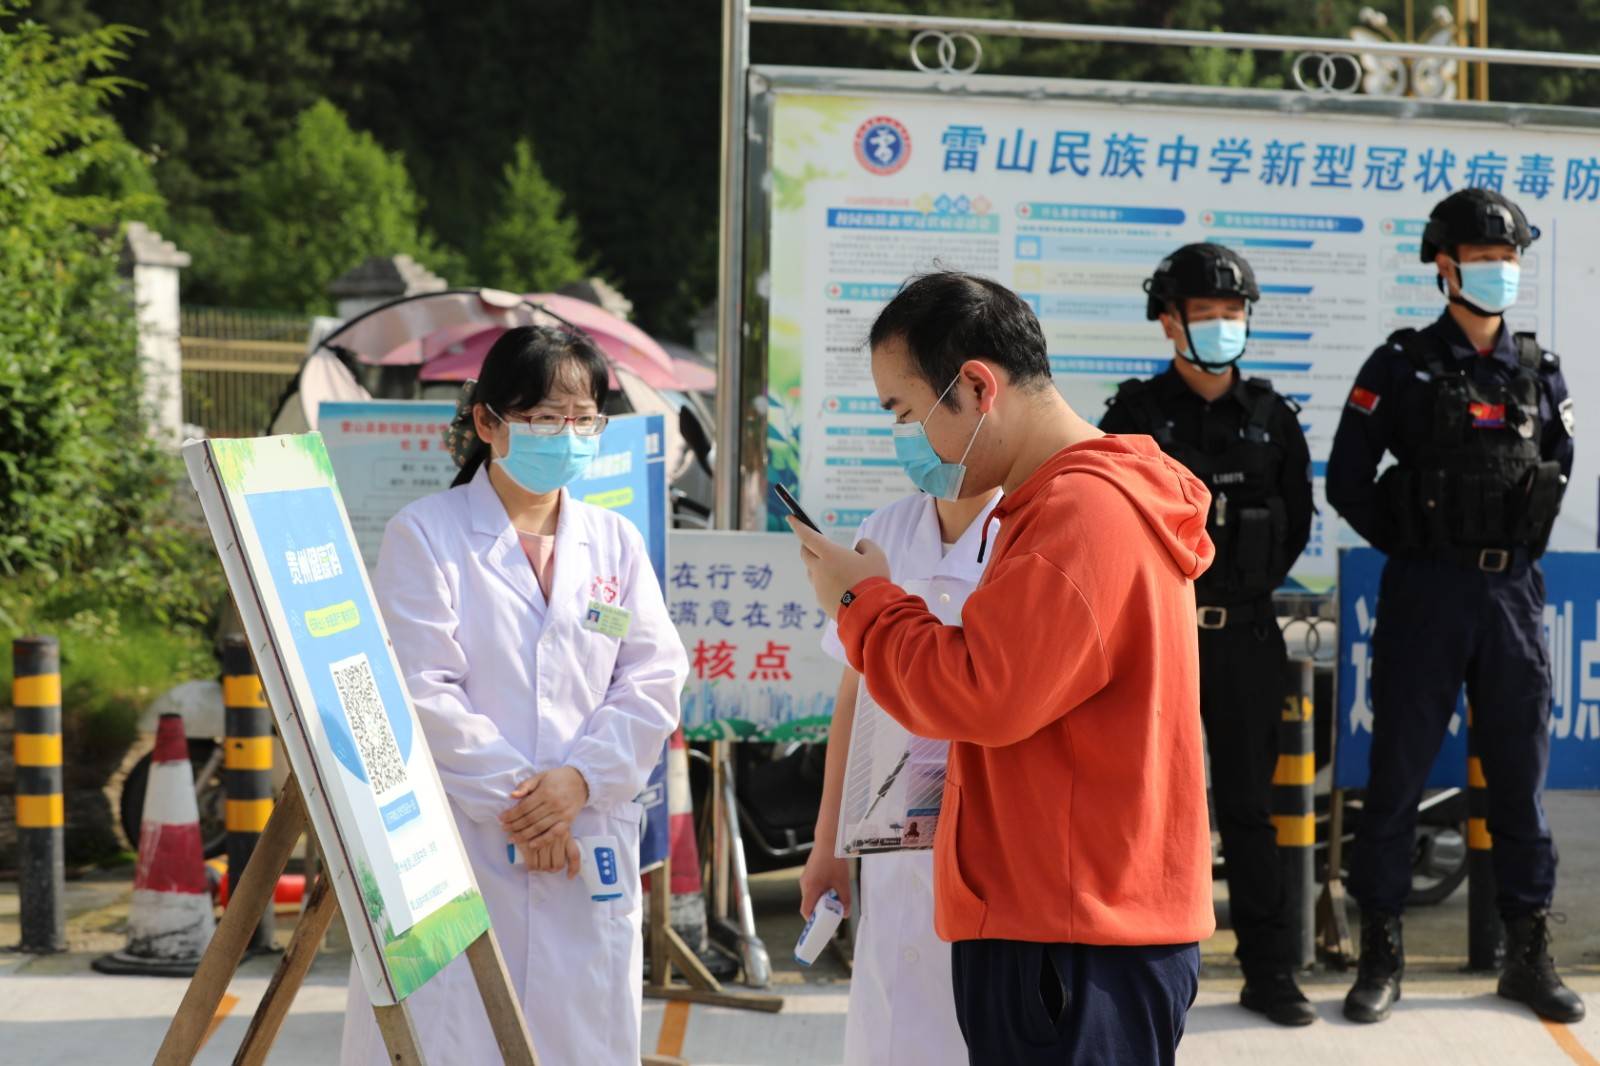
[
  {"xmin": 1348, "ymin": 555, "xmax": 1557, "ymax": 916},
  {"xmin": 951, "ymin": 940, "xmax": 1199, "ymax": 1065}
]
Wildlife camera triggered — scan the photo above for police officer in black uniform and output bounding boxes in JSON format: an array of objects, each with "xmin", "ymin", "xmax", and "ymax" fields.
[
  {"xmin": 1327, "ymin": 188, "xmax": 1582, "ymax": 1025},
  {"xmin": 1102, "ymin": 243, "xmax": 1316, "ymax": 1026}
]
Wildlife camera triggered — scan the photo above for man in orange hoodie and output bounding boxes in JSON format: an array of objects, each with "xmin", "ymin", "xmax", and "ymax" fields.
[{"xmin": 791, "ymin": 272, "xmax": 1217, "ymax": 1065}]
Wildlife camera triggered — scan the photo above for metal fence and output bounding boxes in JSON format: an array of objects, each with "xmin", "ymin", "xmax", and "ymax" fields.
[{"xmin": 180, "ymin": 306, "xmax": 308, "ymax": 437}]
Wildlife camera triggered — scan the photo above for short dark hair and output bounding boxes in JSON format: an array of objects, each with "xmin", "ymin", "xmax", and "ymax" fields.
[
  {"xmin": 451, "ymin": 325, "xmax": 608, "ymax": 487},
  {"xmin": 868, "ymin": 271, "xmax": 1052, "ymax": 408}
]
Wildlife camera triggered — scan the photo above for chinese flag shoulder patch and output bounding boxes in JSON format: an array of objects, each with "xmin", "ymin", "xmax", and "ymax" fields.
[
  {"xmin": 1347, "ymin": 386, "xmax": 1380, "ymax": 415},
  {"xmin": 1469, "ymin": 401, "xmax": 1506, "ymax": 429}
]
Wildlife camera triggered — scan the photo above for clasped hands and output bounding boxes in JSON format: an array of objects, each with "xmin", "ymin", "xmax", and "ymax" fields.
[{"xmin": 500, "ymin": 765, "xmax": 589, "ymax": 878}]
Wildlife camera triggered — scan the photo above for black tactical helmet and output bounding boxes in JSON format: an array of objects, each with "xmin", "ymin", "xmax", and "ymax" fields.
[
  {"xmin": 1419, "ymin": 188, "xmax": 1537, "ymax": 263},
  {"xmin": 1144, "ymin": 243, "xmax": 1260, "ymax": 320}
]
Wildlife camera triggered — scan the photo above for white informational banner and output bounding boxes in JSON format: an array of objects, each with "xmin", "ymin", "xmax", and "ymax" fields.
[
  {"xmin": 668, "ymin": 531, "xmax": 838, "ymax": 740},
  {"xmin": 185, "ymin": 434, "xmax": 489, "ymax": 1005},
  {"xmin": 760, "ymin": 75, "xmax": 1600, "ymax": 591},
  {"xmin": 318, "ymin": 401, "xmax": 456, "ymax": 567}
]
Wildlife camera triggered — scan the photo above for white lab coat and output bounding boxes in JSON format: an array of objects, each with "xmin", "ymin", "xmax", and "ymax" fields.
[
  {"xmin": 341, "ymin": 464, "xmax": 687, "ymax": 1066},
  {"xmin": 821, "ymin": 491, "xmax": 997, "ymax": 1066}
]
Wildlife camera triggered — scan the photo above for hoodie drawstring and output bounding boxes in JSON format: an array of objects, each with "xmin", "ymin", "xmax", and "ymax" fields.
[{"xmin": 977, "ymin": 509, "xmax": 1002, "ymax": 563}]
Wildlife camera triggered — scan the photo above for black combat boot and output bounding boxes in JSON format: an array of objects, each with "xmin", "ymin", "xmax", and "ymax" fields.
[
  {"xmin": 1498, "ymin": 911, "xmax": 1586, "ymax": 1023},
  {"xmin": 1240, "ymin": 969, "xmax": 1317, "ymax": 1026},
  {"xmin": 1343, "ymin": 910, "xmax": 1403, "ymax": 1023}
]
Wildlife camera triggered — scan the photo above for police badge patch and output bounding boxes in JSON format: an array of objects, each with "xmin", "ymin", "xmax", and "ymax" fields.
[{"xmin": 1559, "ymin": 397, "xmax": 1576, "ymax": 437}]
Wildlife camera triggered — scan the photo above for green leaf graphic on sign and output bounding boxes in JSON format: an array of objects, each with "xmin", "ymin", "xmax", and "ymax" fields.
[
  {"xmin": 383, "ymin": 889, "xmax": 493, "ymax": 1000},
  {"xmin": 771, "ymin": 93, "xmax": 861, "ymax": 212},
  {"xmin": 210, "ymin": 438, "xmax": 258, "ymax": 491},
  {"xmin": 293, "ymin": 432, "xmax": 339, "ymax": 486}
]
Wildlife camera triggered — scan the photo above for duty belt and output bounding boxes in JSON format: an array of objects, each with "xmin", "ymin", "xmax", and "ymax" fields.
[
  {"xmin": 1436, "ymin": 544, "xmax": 1532, "ymax": 573},
  {"xmin": 1196, "ymin": 599, "xmax": 1278, "ymax": 630}
]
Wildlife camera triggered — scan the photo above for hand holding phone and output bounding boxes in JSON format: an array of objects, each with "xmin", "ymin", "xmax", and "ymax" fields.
[{"xmin": 774, "ymin": 483, "xmax": 820, "ymax": 533}]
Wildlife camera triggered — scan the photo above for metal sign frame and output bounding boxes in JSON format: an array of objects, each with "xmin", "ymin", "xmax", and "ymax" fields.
[
  {"xmin": 713, "ymin": 1, "xmax": 1600, "ymax": 532},
  {"xmin": 706, "ymin": 0, "xmax": 1600, "ymax": 983},
  {"xmin": 707, "ymin": 0, "xmax": 1600, "ymax": 985}
]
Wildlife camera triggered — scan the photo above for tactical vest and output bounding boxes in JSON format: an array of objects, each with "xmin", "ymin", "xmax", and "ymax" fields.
[
  {"xmin": 1113, "ymin": 376, "xmax": 1289, "ymax": 603},
  {"xmin": 1377, "ymin": 329, "xmax": 1564, "ymax": 557}
]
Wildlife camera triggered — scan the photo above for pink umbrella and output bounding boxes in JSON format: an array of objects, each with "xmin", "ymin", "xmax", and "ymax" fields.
[
  {"xmin": 525, "ymin": 293, "xmax": 682, "ymax": 387},
  {"xmin": 418, "ymin": 295, "xmax": 699, "ymax": 390},
  {"xmin": 419, "ymin": 332, "xmax": 623, "ymax": 390},
  {"xmin": 336, "ymin": 290, "xmax": 534, "ymax": 366},
  {"xmin": 328, "ymin": 287, "xmax": 710, "ymax": 390},
  {"xmin": 419, "ymin": 333, "xmax": 715, "ymax": 392}
]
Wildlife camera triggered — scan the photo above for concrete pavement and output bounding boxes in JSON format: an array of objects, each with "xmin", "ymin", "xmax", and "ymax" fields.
[{"xmin": 1, "ymin": 792, "xmax": 1596, "ymax": 1064}]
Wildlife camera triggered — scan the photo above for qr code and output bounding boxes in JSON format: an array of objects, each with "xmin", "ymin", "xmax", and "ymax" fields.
[{"xmin": 329, "ymin": 652, "xmax": 408, "ymax": 796}]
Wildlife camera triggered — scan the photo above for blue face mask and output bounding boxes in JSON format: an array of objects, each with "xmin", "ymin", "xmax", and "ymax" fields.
[
  {"xmin": 1183, "ymin": 317, "xmax": 1248, "ymax": 375},
  {"xmin": 490, "ymin": 411, "xmax": 601, "ymax": 495},
  {"xmin": 1454, "ymin": 260, "xmax": 1520, "ymax": 314},
  {"xmin": 891, "ymin": 374, "xmax": 985, "ymax": 501}
]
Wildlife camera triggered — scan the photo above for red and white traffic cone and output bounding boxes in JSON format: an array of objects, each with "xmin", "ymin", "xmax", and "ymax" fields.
[
  {"xmin": 207, "ymin": 856, "xmax": 305, "ymax": 911},
  {"xmin": 665, "ymin": 731, "xmax": 736, "ymax": 977},
  {"xmin": 94, "ymin": 713, "xmax": 216, "ymax": 976},
  {"xmin": 667, "ymin": 731, "xmax": 702, "ymax": 933}
]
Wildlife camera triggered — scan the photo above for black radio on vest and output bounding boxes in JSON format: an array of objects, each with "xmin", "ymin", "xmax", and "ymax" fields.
[{"xmin": 1376, "ymin": 327, "xmax": 1564, "ymax": 562}]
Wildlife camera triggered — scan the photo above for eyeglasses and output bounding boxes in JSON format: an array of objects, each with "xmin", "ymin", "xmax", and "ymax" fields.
[{"xmin": 489, "ymin": 407, "xmax": 609, "ymax": 437}]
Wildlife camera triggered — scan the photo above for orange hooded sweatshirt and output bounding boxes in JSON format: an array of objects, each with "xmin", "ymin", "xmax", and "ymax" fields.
[{"xmin": 836, "ymin": 435, "xmax": 1217, "ymax": 946}]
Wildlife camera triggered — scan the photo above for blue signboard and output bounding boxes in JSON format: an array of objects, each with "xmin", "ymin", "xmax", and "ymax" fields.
[{"xmin": 1335, "ymin": 547, "xmax": 1600, "ymax": 790}]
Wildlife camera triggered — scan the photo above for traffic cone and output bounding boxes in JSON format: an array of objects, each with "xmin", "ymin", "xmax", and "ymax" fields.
[
  {"xmin": 667, "ymin": 731, "xmax": 702, "ymax": 919},
  {"xmin": 207, "ymin": 856, "xmax": 305, "ymax": 911},
  {"xmin": 94, "ymin": 714, "xmax": 216, "ymax": 976},
  {"xmin": 665, "ymin": 731, "xmax": 737, "ymax": 978}
]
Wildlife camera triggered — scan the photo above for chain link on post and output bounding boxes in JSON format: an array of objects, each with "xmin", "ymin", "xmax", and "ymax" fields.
[
  {"xmin": 909, "ymin": 30, "xmax": 983, "ymax": 75},
  {"xmin": 1291, "ymin": 51, "xmax": 1364, "ymax": 94}
]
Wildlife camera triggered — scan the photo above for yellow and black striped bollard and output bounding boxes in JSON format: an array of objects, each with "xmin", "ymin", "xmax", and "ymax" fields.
[
  {"xmin": 13, "ymin": 636, "xmax": 66, "ymax": 954},
  {"xmin": 1273, "ymin": 657, "xmax": 1316, "ymax": 970},
  {"xmin": 223, "ymin": 636, "xmax": 275, "ymax": 953},
  {"xmin": 1466, "ymin": 704, "xmax": 1503, "ymax": 971}
]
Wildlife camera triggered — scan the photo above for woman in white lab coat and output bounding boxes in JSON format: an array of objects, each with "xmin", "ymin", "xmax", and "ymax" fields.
[
  {"xmin": 341, "ymin": 325, "xmax": 687, "ymax": 1065},
  {"xmin": 801, "ymin": 483, "xmax": 1000, "ymax": 1066}
]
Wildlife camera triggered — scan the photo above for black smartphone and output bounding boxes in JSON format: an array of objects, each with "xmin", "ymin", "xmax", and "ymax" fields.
[{"xmin": 774, "ymin": 483, "xmax": 821, "ymax": 533}]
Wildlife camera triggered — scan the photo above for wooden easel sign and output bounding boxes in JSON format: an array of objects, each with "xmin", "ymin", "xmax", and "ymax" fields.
[{"xmin": 162, "ymin": 434, "xmax": 537, "ymax": 1064}]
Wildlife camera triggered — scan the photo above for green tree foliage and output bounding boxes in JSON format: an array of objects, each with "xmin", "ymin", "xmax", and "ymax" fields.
[
  {"xmin": 475, "ymin": 139, "xmax": 592, "ymax": 295},
  {"xmin": 0, "ymin": 10, "xmax": 151, "ymax": 573},
  {"xmin": 29, "ymin": 0, "xmax": 417, "ymax": 307},
  {"xmin": 338, "ymin": 1, "xmax": 720, "ymax": 336},
  {"xmin": 31, "ymin": 0, "xmax": 1600, "ymax": 337},
  {"xmin": 234, "ymin": 100, "xmax": 452, "ymax": 314},
  {"xmin": 0, "ymin": 6, "xmax": 223, "ymax": 632},
  {"xmin": 1470, "ymin": 2, "xmax": 1600, "ymax": 109}
]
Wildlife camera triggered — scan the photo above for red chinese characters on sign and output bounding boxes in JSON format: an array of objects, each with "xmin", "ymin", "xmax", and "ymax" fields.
[
  {"xmin": 330, "ymin": 418, "xmax": 449, "ymax": 448},
  {"xmin": 692, "ymin": 640, "xmax": 738, "ymax": 680},
  {"xmin": 748, "ymin": 641, "xmax": 792, "ymax": 681},
  {"xmin": 689, "ymin": 640, "xmax": 792, "ymax": 681}
]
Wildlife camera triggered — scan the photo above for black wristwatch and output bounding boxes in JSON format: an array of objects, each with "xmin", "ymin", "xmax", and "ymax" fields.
[{"xmin": 840, "ymin": 590, "xmax": 857, "ymax": 609}]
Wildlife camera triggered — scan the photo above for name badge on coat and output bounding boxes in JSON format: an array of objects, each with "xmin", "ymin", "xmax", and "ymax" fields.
[{"xmin": 583, "ymin": 600, "xmax": 632, "ymax": 638}]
